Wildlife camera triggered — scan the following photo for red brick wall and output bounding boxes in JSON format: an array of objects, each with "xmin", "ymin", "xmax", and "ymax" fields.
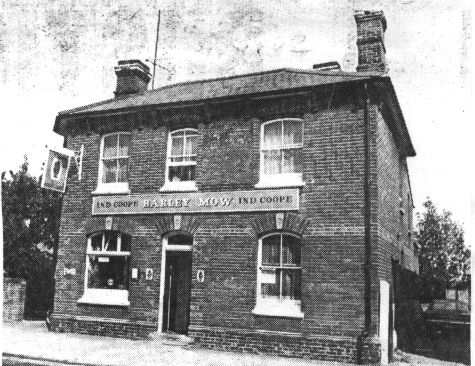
[
  {"xmin": 54, "ymin": 102, "xmax": 369, "ymax": 336},
  {"xmin": 374, "ymin": 106, "xmax": 417, "ymax": 289},
  {"xmin": 52, "ymin": 94, "xmax": 415, "ymax": 363},
  {"xmin": 3, "ymin": 278, "xmax": 26, "ymax": 321}
]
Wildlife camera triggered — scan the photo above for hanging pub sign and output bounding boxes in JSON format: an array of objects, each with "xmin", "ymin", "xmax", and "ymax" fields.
[
  {"xmin": 92, "ymin": 189, "xmax": 299, "ymax": 215},
  {"xmin": 41, "ymin": 146, "xmax": 84, "ymax": 193}
]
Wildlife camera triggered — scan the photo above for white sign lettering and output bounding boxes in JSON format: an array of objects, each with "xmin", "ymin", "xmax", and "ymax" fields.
[{"xmin": 92, "ymin": 189, "xmax": 299, "ymax": 215}]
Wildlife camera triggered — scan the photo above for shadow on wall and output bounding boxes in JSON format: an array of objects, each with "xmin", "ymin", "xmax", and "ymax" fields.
[{"xmin": 24, "ymin": 262, "xmax": 56, "ymax": 320}]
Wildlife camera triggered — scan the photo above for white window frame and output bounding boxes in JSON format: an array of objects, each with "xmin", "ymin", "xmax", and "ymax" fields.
[
  {"xmin": 93, "ymin": 132, "xmax": 131, "ymax": 195},
  {"xmin": 252, "ymin": 232, "xmax": 304, "ymax": 318},
  {"xmin": 78, "ymin": 231, "xmax": 131, "ymax": 306},
  {"xmin": 255, "ymin": 118, "xmax": 305, "ymax": 189},
  {"xmin": 160, "ymin": 128, "xmax": 199, "ymax": 192}
]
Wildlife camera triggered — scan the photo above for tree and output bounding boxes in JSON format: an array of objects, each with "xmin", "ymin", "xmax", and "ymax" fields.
[
  {"xmin": 415, "ymin": 199, "xmax": 470, "ymax": 301},
  {"xmin": 2, "ymin": 156, "xmax": 63, "ymax": 318},
  {"xmin": 2, "ymin": 157, "xmax": 62, "ymax": 278}
]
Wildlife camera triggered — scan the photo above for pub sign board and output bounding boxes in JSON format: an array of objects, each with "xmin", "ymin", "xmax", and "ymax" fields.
[
  {"xmin": 41, "ymin": 148, "xmax": 73, "ymax": 193},
  {"xmin": 92, "ymin": 189, "xmax": 299, "ymax": 215}
]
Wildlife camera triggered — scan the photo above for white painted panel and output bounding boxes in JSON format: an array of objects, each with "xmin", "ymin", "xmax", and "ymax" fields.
[
  {"xmin": 380, "ymin": 280, "xmax": 390, "ymax": 365},
  {"xmin": 92, "ymin": 189, "xmax": 299, "ymax": 215},
  {"xmin": 261, "ymin": 272, "xmax": 276, "ymax": 284}
]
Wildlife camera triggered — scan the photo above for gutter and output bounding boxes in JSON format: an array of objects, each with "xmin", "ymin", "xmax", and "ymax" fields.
[{"xmin": 363, "ymin": 81, "xmax": 372, "ymax": 333}]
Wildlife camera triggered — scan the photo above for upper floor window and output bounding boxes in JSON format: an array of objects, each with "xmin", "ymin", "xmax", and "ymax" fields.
[
  {"xmin": 78, "ymin": 231, "xmax": 131, "ymax": 306},
  {"xmin": 94, "ymin": 132, "xmax": 131, "ymax": 194},
  {"xmin": 253, "ymin": 232, "xmax": 304, "ymax": 318},
  {"xmin": 256, "ymin": 119, "xmax": 304, "ymax": 188},
  {"xmin": 161, "ymin": 128, "xmax": 199, "ymax": 192}
]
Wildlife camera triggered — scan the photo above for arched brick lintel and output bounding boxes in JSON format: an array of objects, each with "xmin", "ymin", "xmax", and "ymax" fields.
[
  {"xmin": 154, "ymin": 215, "xmax": 200, "ymax": 237},
  {"xmin": 250, "ymin": 212, "xmax": 310, "ymax": 237},
  {"xmin": 84, "ymin": 216, "xmax": 137, "ymax": 236}
]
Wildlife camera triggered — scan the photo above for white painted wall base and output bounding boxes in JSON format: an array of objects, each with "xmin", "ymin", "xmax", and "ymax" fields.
[{"xmin": 380, "ymin": 280, "xmax": 390, "ymax": 365}]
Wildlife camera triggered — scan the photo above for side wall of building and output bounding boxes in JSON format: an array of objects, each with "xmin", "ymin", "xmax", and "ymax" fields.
[
  {"xmin": 372, "ymin": 106, "xmax": 419, "ymax": 356},
  {"xmin": 374, "ymin": 106, "xmax": 417, "ymax": 286}
]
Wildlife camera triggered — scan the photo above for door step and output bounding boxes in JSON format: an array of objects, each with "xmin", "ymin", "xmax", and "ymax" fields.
[{"xmin": 148, "ymin": 331, "xmax": 194, "ymax": 346}]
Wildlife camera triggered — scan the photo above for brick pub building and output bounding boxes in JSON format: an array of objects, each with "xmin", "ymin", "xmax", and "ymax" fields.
[{"xmin": 51, "ymin": 11, "xmax": 418, "ymax": 364}]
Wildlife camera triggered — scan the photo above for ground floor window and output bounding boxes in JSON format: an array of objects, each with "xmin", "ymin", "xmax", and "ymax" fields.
[
  {"xmin": 253, "ymin": 232, "xmax": 304, "ymax": 318},
  {"xmin": 78, "ymin": 231, "xmax": 131, "ymax": 306}
]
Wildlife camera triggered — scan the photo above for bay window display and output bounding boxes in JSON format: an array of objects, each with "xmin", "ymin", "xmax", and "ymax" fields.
[
  {"xmin": 253, "ymin": 232, "xmax": 303, "ymax": 318},
  {"xmin": 78, "ymin": 231, "xmax": 131, "ymax": 306}
]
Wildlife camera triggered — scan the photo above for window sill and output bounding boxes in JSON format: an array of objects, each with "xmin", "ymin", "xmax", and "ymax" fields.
[
  {"xmin": 255, "ymin": 174, "xmax": 305, "ymax": 189},
  {"xmin": 78, "ymin": 289, "xmax": 130, "ymax": 307},
  {"xmin": 160, "ymin": 181, "xmax": 198, "ymax": 192},
  {"xmin": 252, "ymin": 302, "xmax": 304, "ymax": 319},
  {"xmin": 92, "ymin": 183, "xmax": 130, "ymax": 196}
]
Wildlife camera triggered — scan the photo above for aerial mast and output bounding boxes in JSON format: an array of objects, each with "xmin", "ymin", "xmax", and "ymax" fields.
[{"xmin": 151, "ymin": 9, "xmax": 161, "ymax": 90}]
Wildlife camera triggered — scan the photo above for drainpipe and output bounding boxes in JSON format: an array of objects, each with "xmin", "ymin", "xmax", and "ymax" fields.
[{"xmin": 363, "ymin": 81, "xmax": 372, "ymax": 334}]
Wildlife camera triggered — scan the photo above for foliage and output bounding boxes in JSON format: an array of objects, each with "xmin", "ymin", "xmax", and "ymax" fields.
[
  {"xmin": 415, "ymin": 199, "xmax": 470, "ymax": 299},
  {"xmin": 2, "ymin": 156, "xmax": 62, "ymax": 280}
]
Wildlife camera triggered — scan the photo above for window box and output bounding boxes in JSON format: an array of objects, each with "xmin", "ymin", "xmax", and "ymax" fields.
[
  {"xmin": 255, "ymin": 173, "xmax": 305, "ymax": 189},
  {"xmin": 78, "ymin": 289, "xmax": 130, "ymax": 307},
  {"xmin": 160, "ymin": 181, "xmax": 198, "ymax": 192},
  {"xmin": 253, "ymin": 299, "xmax": 304, "ymax": 318},
  {"xmin": 92, "ymin": 182, "xmax": 130, "ymax": 195}
]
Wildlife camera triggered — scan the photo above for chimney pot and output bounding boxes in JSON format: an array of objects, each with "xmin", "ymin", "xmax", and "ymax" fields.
[
  {"xmin": 313, "ymin": 61, "xmax": 341, "ymax": 72},
  {"xmin": 114, "ymin": 60, "xmax": 151, "ymax": 97},
  {"xmin": 354, "ymin": 10, "xmax": 387, "ymax": 73}
]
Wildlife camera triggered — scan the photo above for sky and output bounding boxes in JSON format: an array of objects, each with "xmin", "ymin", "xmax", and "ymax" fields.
[{"xmin": 0, "ymin": 0, "xmax": 472, "ymax": 240}]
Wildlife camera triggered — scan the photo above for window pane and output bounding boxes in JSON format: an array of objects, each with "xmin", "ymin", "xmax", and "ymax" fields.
[
  {"xmin": 168, "ymin": 165, "xmax": 195, "ymax": 182},
  {"xmin": 260, "ymin": 269, "xmax": 279, "ymax": 298},
  {"xmin": 186, "ymin": 135, "xmax": 198, "ymax": 156},
  {"xmin": 263, "ymin": 122, "xmax": 282, "ymax": 148},
  {"xmin": 282, "ymin": 148, "xmax": 303, "ymax": 174},
  {"xmin": 281, "ymin": 269, "xmax": 301, "ymax": 300},
  {"xmin": 118, "ymin": 134, "xmax": 130, "ymax": 156},
  {"xmin": 172, "ymin": 156, "xmax": 196, "ymax": 163},
  {"xmin": 262, "ymin": 235, "xmax": 280, "ymax": 265},
  {"xmin": 282, "ymin": 235, "xmax": 301, "ymax": 266},
  {"xmin": 263, "ymin": 150, "xmax": 281, "ymax": 175},
  {"xmin": 283, "ymin": 120, "xmax": 303, "ymax": 145},
  {"xmin": 87, "ymin": 255, "xmax": 129, "ymax": 290},
  {"xmin": 103, "ymin": 135, "xmax": 118, "ymax": 158},
  {"xmin": 171, "ymin": 136, "xmax": 184, "ymax": 156},
  {"xmin": 121, "ymin": 234, "xmax": 131, "ymax": 252},
  {"xmin": 102, "ymin": 160, "xmax": 117, "ymax": 183},
  {"xmin": 90, "ymin": 234, "xmax": 103, "ymax": 251},
  {"xmin": 103, "ymin": 232, "xmax": 118, "ymax": 252},
  {"xmin": 168, "ymin": 234, "xmax": 193, "ymax": 246},
  {"xmin": 117, "ymin": 158, "xmax": 129, "ymax": 182}
]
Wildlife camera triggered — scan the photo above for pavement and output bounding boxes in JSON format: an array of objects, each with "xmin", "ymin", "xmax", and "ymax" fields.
[{"xmin": 1, "ymin": 321, "xmax": 466, "ymax": 366}]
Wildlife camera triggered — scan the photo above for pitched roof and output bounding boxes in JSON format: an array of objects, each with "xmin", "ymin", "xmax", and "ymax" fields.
[
  {"xmin": 55, "ymin": 67, "xmax": 415, "ymax": 157},
  {"xmin": 58, "ymin": 68, "xmax": 381, "ymax": 116}
]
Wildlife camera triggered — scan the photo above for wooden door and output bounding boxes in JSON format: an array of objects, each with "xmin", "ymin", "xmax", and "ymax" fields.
[{"xmin": 162, "ymin": 251, "xmax": 192, "ymax": 334}]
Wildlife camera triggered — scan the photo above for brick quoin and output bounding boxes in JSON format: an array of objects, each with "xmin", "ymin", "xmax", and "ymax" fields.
[{"xmin": 49, "ymin": 10, "xmax": 417, "ymax": 365}]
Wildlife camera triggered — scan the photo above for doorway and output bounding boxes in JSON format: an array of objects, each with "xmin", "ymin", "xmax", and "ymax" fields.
[{"xmin": 162, "ymin": 250, "xmax": 192, "ymax": 334}]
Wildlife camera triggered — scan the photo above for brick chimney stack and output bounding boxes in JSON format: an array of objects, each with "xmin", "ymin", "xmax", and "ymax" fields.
[
  {"xmin": 354, "ymin": 10, "xmax": 387, "ymax": 73},
  {"xmin": 114, "ymin": 60, "xmax": 152, "ymax": 97}
]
